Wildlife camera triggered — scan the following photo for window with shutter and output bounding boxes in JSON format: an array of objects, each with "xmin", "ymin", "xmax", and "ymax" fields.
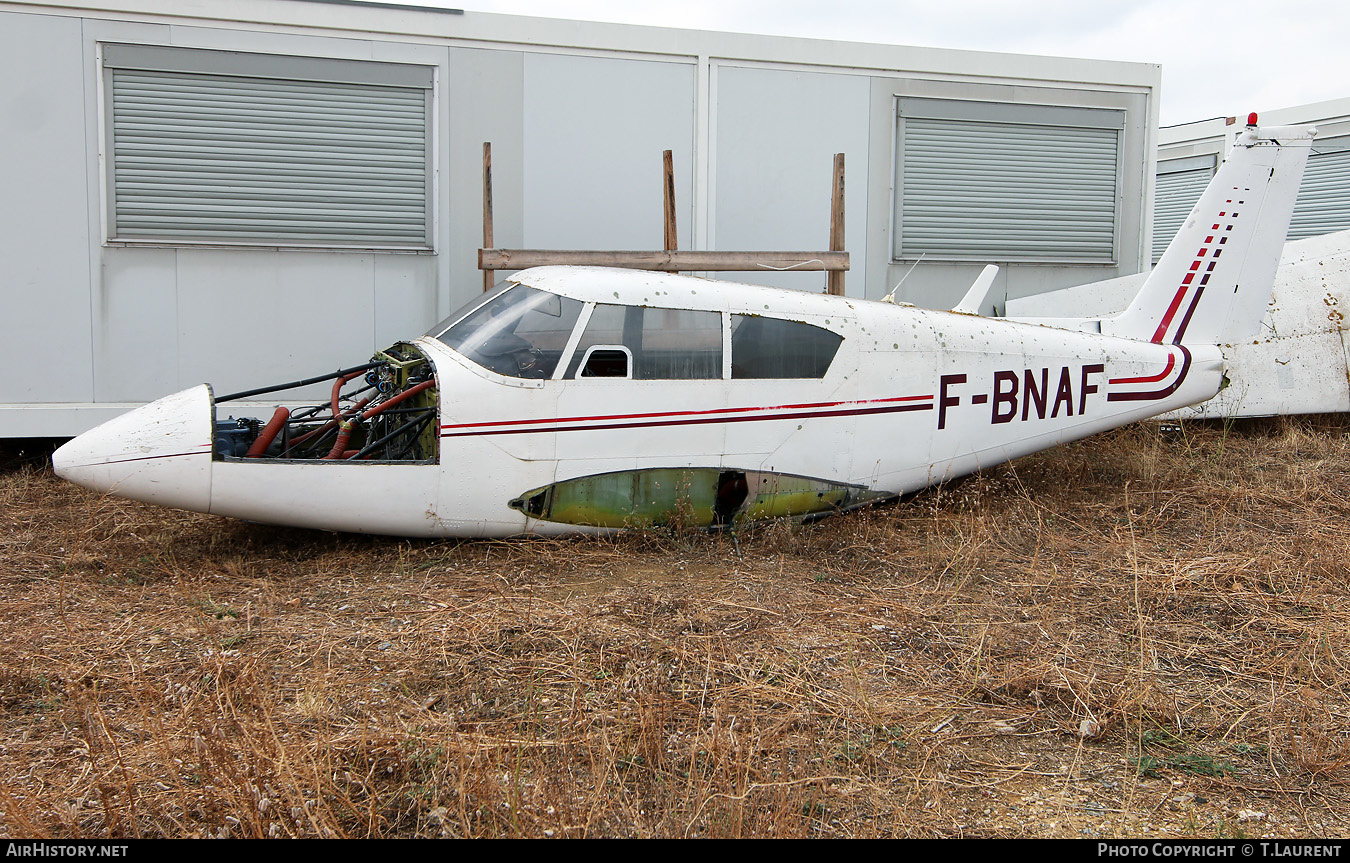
[
  {"xmin": 895, "ymin": 99, "xmax": 1124, "ymax": 263},
  {"xmin": 1288, "ymin": 141, "xmax": 1350, "ymax": 241},
  {"xmin": 1153, "ymin": 155, "xmax": 1216, "ymax": 262},
  {"xmin": 104, "ymin": 45, "xmax": 433, "ymax": 249}
]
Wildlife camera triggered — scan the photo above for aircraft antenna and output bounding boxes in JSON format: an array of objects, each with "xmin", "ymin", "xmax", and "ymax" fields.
[{"xmin": 882, "ymin": 253, "xmax": 925, "ymax": 304}]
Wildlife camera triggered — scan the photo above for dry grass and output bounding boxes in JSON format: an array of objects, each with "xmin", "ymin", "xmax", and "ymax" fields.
[{"xmin": 3, "ymin": 420, "xmax": 1350, "ymax": 838}]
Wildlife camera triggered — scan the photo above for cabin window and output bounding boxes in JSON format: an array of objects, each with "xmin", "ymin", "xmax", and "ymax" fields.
[
  {"xmin": 437, "ymin": 286, "xmax": 584, "ymax": 379},
  {"xmin": 565, "ymin": 305, "xmax": 723, "ymax": 380},
  {"xmin": 578, "ymin": 346, "xmax": 632, "ymax": 378},
  {"xmin": 102, "ymin": 44, "xmax": 433, "ymax": 249},
  {"xmin": 730, "ymin": 315, "xmax": 842, "ymax": 379}
]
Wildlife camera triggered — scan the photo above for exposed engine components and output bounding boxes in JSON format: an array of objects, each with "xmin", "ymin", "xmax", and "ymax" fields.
[
  {"xmin": 213, "ymin": 416, "xmax": 261, "ymax": 459},
  {"xmin": 367, "ymin": 343, "xmax": 429, "ymax": 394},
  {"xmin": 213, "ymin": 343, "xmax": 438, "ymax": 463}
]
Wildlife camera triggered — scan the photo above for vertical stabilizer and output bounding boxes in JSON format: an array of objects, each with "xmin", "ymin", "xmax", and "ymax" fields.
[{"xmin": 1104, "ymin": 121, "xmax": 1315, "ymax": 345}]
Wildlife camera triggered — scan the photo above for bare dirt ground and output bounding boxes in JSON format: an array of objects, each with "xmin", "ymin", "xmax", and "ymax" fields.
[{"xmin": 2, "ymin": 418, "xmax": 1349, "ymax": 838}]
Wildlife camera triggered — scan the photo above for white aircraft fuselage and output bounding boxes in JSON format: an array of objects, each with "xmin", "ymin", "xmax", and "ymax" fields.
[{"xmin": 52, "ymin": 122, "xmax": 1315, "ymax": 537}]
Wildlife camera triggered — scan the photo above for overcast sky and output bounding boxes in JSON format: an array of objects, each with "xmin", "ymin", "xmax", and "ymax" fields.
[{"xmin": 434, "ymin": 0, "xmax": 1348, "ymax": 126}]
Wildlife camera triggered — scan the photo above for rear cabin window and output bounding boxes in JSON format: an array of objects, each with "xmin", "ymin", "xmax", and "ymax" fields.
[
  {"xmin": 436, "ymin": 285, "xmax": 584, "ymax": 379},
  {"xmin": 566, "ymin": 304, "xmax": 723, "ymax": 380},
  {"xmin": 730, "ymin": 315, "xmax": 842, "ymax": 379}
]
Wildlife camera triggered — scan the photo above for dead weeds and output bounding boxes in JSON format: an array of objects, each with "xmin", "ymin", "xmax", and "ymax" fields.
[{"xmin": 2, "ymin": 418, "xmax": 1350, "ymax": 837}]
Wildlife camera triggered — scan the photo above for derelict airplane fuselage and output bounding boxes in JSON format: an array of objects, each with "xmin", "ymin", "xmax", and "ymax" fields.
[{"xmin": 53, "ymin": 121, "xmax": 1316, "ymax": 537}]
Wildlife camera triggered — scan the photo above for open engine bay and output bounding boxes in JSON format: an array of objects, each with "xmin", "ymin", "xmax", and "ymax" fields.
[{"xmin": 212, "ymin": 342, "xmax": 439, "ymax": 464}]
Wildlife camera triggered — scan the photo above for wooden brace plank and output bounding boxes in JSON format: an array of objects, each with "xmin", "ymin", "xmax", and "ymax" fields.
[{"xmin": 478, "ymin": 249, "xmax": 849, "ymax": 272}]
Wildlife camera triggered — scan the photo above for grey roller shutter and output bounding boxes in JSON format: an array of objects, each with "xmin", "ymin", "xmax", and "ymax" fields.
[
  {"xmin": 896, "ymin": 101, "xmax": 1123, "ymax": 263},
  {"xmin": 1288, "ymin": 145, "xmax": 1350, "ymax": 241},
  {"xmin": 105, "ymin": 46, "xmax": 432, "ymax": 248},
  {"xmin": 1153, "ymin": 155, "xmax": 1215, "ymax": 262}
]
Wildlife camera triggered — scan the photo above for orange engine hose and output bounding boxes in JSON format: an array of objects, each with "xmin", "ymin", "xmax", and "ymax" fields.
[
  {"xmin": 288, "ymin": 396, "xmax": 370, "ymax": 447},
  {"xmin": 331, "ymin": 379, "xmax": 438, "ymax": 460},
  {"xmin": 322, "ymin": 420, "xmax": 356, "ymax": 460},
  {"xmin": 306, "ymin": 375, "xmax": 438, "ymax": 461},
  {"xmin": 361, "ymin": 378, "xmax": 437, "ymax": 421},
  {"xmin": 245, "ymin": 406, "xmax": 291, "ymax": 458},
  {"xmin": 331, "ymin": 371, "xmax": 363, "ymax": 420}
]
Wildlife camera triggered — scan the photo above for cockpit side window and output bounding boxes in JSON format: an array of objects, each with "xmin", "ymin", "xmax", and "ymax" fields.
[
  {"xmin": 436, "ymin": 286, "xmax": 584, "ymax": 379},
  {"xmin": 565, "ymin": 304, "xmax": 723, "ymax": 380},
  {"xmin": 730, "ymin": 315, "xmax": 842, "ymax": 379}
]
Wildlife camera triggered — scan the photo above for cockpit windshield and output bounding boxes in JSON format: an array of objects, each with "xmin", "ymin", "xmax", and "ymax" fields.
[
  {"xmin": 432, "ymin": 285, "xmax": 584, "ymax": 379},
  {"xmin": 424, "ymin": 281, "xmax": 512, "ymax": 338}
]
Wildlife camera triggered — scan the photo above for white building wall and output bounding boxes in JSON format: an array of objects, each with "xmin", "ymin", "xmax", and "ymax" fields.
[
  {"xmin": 523, "ymin": 53, "xmax": 695, "ymax": 253},
  {"xmin": 1, "ymin": 12, "xmax": 95, "ymax": 409},
  {"xmin": 445, "ymin": 46, "xmax": 524, "ymax": 317},
  {"xmin": 873, "ymin": 81, "xmax": 1152, "ymax": 312},
  {"xmin": 711, "ymin": 65, "xmax": 871, "ymax": 295}
]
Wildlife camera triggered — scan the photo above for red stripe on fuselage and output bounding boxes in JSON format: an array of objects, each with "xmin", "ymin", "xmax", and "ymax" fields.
[
  {"xmin": 440, "ymin": 393, "xmax": 933, "ymax": 433},
  {"xmin": 1106, "ymin": 346, "xmax": 1192, "ymax": 402},
  {"xmin": 1109, "ymin": 353, "xmax": 1176, "ymax": 385},
  {"xmin": 440, "ymin": 395, "xmax": 935, "ymax": 438}
]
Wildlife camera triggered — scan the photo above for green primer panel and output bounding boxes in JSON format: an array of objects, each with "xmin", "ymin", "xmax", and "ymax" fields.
[
  {"xmin": 541, "ymin": 467, "xmax": 718, "ymax": 528},
  {"xmin": 511, "ymin": 468, "xmax": 892, "ymax": 529}
]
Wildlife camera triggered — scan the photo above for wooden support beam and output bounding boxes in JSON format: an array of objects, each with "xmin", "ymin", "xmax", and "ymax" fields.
[
  {"xmin": 663, "ymin": 149, "xmax": 678, "ymax": 253},
  {"xmin": 828, "ymin": 153, "xmax": 845, "ymax": 296},
  {"xmin": 482, "ymin": 142, "xmax": 494, "ymax": 293},
  {"xmin": 479, "ymin": 249, "xmax": 849, "ymax": 272}
]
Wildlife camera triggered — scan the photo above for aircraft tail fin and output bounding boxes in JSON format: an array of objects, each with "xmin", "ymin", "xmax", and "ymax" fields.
[
  {"xmin": 952, "ymin": 265, "xmax": 998, "ymax": 314},
  {"xmin": 1104, "ymin": 119, "xmax": 1315, "ymax": 346}
]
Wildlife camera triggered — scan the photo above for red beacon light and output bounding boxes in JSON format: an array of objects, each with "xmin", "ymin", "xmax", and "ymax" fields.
[{"xmin": 1247, "ymin": 112, "xmax": 1259, "ymax": 127}]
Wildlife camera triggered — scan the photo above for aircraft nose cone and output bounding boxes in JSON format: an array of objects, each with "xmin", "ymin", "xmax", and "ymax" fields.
[{"xmin": 52, "ymin": 385, "xmax": 215, "ymax": 512}]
